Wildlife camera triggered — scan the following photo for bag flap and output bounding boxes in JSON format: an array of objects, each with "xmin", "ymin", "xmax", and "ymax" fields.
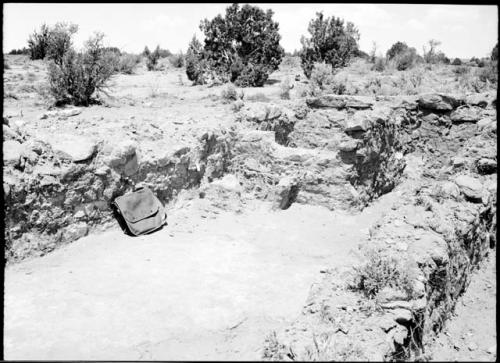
[{"xmin": 114, "ymin": 187, "xmax": 160, "ymax": 223}]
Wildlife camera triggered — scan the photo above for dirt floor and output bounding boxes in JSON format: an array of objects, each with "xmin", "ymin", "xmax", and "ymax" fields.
[{"xmin": 5, "ymin": 188, "xmax": 404, "ymax": 360}]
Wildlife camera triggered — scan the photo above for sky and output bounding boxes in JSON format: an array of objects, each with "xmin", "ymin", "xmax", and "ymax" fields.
[{"xmin": 3, "ymin": 3, "xmax": 498, "ymax": 59}]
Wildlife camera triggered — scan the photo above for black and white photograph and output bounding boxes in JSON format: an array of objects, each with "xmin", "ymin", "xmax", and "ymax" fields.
[{"xmin": 2, "ymin": 2, "xmax": 498, "ymax": 361}]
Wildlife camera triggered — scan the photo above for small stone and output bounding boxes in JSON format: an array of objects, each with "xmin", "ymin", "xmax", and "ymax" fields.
[
  {"xmin": 468, "ymin": 342, "xmax": 478, "ymax": 351},
  {"xmin": 74, "ymin": 210, "xmax": 85, "ymax": 219},
  {"xmin": 487, "ymin": 345, "xmax": 496, "ymax": 355},
  {"xmin": 454, "ymin": 175, "xmax": 484, "ymax": 201},
  {"xmin": 391, "ymin": 308, "xmax": 413, "ymax": 324},
  {"xmin": 3, "ymin": 140, "xmax": 23, "ymax": 166}
]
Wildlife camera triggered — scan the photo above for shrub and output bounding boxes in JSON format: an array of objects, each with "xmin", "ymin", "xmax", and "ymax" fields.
[
  {"xmin": 185, "ymin": 35, "xmax": 206, "ymax": 84},
  {"xmin": 146, "ymin": 45, "xmax": 161, "ymax": 71},
  {"xmin": 117, "ymin": 53, "xmax": 141, "ymax": 74},
  {"xmin": 491, "ymin": 43, "xmax": 498, "ymax": 61},
  {"xmin": 27, "ymin": 24, "xmax": 51, "ymax": 60},
  {"xmin": 47, "ymin": 32, "xmax": 115, "ymax": 106},
  {"xmin": 158, "ymin": 48, "xmax": 172, "ymax": 58},
  {"xmin": 220, "ymin": 83, "xmax": 243, "ymax": 103},
  {"xmin": 197, "ymin": 3, "xmax": 285, "ymax": 87},
  {"xmin": 478, "ymin": 60, "xmax": 498, "ymax": 85},
  {"xmin": 372, "ymin": 57, "xmax": 386, "ymax": 72},
  {"xmin": 392, "ymin": 48, "xmax": 419, "ymax": 71},
  {"xmin": 9, "ymin": 47, "xmax": 30, "ymax": 55},
  {"xmin": 169, "ymin": 52, "xmax": 184, "ymax": 68},
  {"xmin": 309, "ymin": 62, "xmax": 335, "ymax": 95},
  {"xmin": 351, "ymin": 250, "xmax": 415, "ymax": 298},
  {"xmin": 46, "ymin": 22, "xmax": 79, "ymax": 66},
  {"xmin": 300, "ymin": 12, "xmax": 359, "ymax": 78},
  {"xmin": 279, "ymin": 77, "xmax": 292, "ymax": 99},
  {"xmin": 386, "ymin": 41, "xmax": 409, "ymax": 60},
  {"xmin": 451, "ymin": 58, "xmax": 462, "ymax": 66}
]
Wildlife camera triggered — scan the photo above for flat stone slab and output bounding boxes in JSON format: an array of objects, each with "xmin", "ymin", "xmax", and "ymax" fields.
[{"xmin": 44, "ymin": 134, "xmax": 98, "ymax": 162}]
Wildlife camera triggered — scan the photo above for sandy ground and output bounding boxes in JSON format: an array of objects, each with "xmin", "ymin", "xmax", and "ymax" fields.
[{"xmin": 4, "ymin": 186, "xmax": 405, "ymax": 360}]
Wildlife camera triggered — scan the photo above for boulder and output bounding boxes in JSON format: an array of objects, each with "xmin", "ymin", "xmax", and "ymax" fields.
[
  {"xmin": 306, "ymin": 95, "xmax": 346, "ymax": 109},
  {"xmin": 417, "ymin": 93, "xmax": 463, "ymax": 111},
  {"xmin": 210, "ymin": 174, "xmax": 242, "ymax": 193},
  {"xmin": 40, "ymin": 107, "xmax": 82, "ymax": 119},
  {"xmin": 344, "ymin": 96, "xmax": 374, "ymax": 109},
  {"xmin": 465, "ymin": 93, "xmax": 491, "ymax": 108},
  {"xmin": 3, "ymin": 125, "xmax": 21, "ymax": 142},
  {"xmin": 476, "ymin": 158, "xmax": 497, "ymax": 175},
  {"xmin": 339, "ymin": 138, "xmax": 361, "ymax": 152},
  {"xmin": 454, "ymin": 175, "xmax": 484, "ymax": 201},
  {"xmin": 450, "ymin": 106, "xmax": 482, "ymax": 123},
  {"xmin": 477, "ymin": 117, "xmax": 494, "ymax": 129},
  {"xmin": 3, "ymin": 140, "xmax": 23, "ymax": 166},
  {"xmin": 345, "ymin": 111, "xmax": 374, "ymax": 132},
  {"xmin": 48, "ymin": 134, "xmax": 98, "ymax": 162}
]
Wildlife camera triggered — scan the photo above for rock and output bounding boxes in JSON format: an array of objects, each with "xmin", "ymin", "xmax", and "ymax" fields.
[
  {"xmin": 3, "ymin": 140, "xmax": 23, "ymax": 166},
  {"xmin": 438, "ymin": 181, "xmax": 461, "ymax": 199},
  {"xmin": 339, "ymin": 138, "xmax": 360, "ymax": 152},
  {"xmin": 477, "ymin": 118, "xmax": 494, "ymax": 129},
  {"xmin": 345, "ymin": 111, "xmax": 374, "ymax": 132},
  {"xmin": 40, "ymin": 107, "xmax": 82, "ymax": 119},
  {"xmin": 465, "ymin": 93, "xmax": 490, "ymax": 108},
  {"xmin": 63, "ymin": 222, "xmax": 89, "ymax": 241},
  {"xmin": 487, "ymin": 345, "xmax": 496, "ymax": 355},
  {"xmin": 417, "ymin": 93, "xmax": 463, "ymax": 111},
  {"xmin": 3, "ymin": 125, "xmax": 22, "ymax": 142},
  {"xmin": 273, "ymin": 176, "xmax": 300, "ymax": 210},
  {"xmin": 107, "ymin": 140, "xmax": 138, "ymax": 167},
  {"xmin": 376, "ymin": 287, "xmax": 408, "ymax": 304},
  {"xmin": 391, "ymin": 308, "xmax": 413, "ymax": 324},
  {"xmin": 392, "ymin": 325, "xmax": 408, "ymax": 345},
  {"xmin": 476, "ymin": 158, "xmax": 497, "ymax": 175},
  {"xmin": 454, "ymin": 175, "xmax": 484, "ymax": 201},
  {"xmin": 94, "ymin": 165, "xmax": 110, "ymax": 176},
  {"xmin": 344, "ymin": 96, "xmax": 374, "ymax": 109},
  {"xmin": 450, "ymin": 106, "xmax": 482, "ymax": 123},
  {"xmin": 412, "ymin": 280, "xmax": 426, "ymax": 298},
  {"xmin": 468, "ymin": 342, "xmax": 478, "ymax": 351},
  {"xmin": 49, "ymin": 134, "xmax": 98, "ymax": 162},
  {"xmin": 306, "ymin": 95, "xmax": 346, "ymax": 109},
  {"xmin": 452, "ymin": 157, "xmax": 467, "ymax": 168},
  {"xmin": 74, "ymin": 210, "xmax": 85, "ymax": 219},
  {"xmin": 210, "ymin": 174, "xmax": 242, "ymax": 193}
]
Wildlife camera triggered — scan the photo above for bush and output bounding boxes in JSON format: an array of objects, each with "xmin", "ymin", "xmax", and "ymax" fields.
[
  {"xmin": 309, "ymin": 62, "xmax": 334, "ymax": 92},
  {"xmin": 391, "ymin": 48, "xmax": 418, "ymax": 71},
  {"xmin": 372, "ymin": 57, "xmax": 386, "ymax": 72},
  {"xmin": 300, "ymin": 12, "xmax": 359, "ymax": 78},
  {"xmin": 195, "ymin": 3, "xmax": 284, "ymax": 87},
  {"xmin": 27, "ymin": 24, "xmax": 51, "ymax": 60},
  {"xmin": 117, "ymin": 53, "xmax": 141, "ymax": 74},
  {"xmin": 9, "ymin": 47, "xmax": 30, "ymax": 55},
  {"xmin": 169, "ymin": 53, "xmax": 184, "ymax": 68},
  {"xmin": 146, "ymin": 45, "xmax": 161, "ymax": 71},
  {"xmin": 220, "ymin": 83, "xmax": 243, "ymax": 103},
  {"xmin": 280, "ymin": 77, "xmax": 292, "ymax": 99},
  {"xmin": 386, "ymin": 41, "xmax": 409, "ymax": 60},
  {"xmin": 452, "ymin": 58, "xmax": 462, "ymax": 66},
  {"xmin": 478, "ymin": 60, "xmax": 498, "ymax": 85},
  {"xmin": 46, "ymin": 22, "xmax": 79, "ymax": 66},
  {"xmin": 185, "ymin": 35, "xmax": 206, "ymax": 84},
  {"xmin": 48, "ymin": 32, "xmax": 115, "ymax": 106},
  {"xmin": 491, "ymin": 43, "xmax": 498, "ymax": 61},
  {"xmin": 351, "ymin": 250, "xmax": 415, "ymax": 298}
]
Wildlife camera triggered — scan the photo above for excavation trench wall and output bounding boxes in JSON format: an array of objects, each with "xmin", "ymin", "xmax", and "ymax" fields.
[
  {"xmin": 259, "ymin": 91, "xmax": 497, "ymax": 361},
  {"xmin": 3, "ymin": 125, "xmax": 231, "ymax": 263}
]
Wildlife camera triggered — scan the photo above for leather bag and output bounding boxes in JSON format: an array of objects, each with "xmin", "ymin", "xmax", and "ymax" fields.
[{"xmin": 112, "ymin": 187, "xmax": 167, "ymax": 236}]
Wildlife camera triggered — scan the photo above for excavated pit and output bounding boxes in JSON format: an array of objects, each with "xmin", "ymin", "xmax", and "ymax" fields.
[{"xmin": 3, "ymin": 90, "xmax": 497, "ymax": 360}]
